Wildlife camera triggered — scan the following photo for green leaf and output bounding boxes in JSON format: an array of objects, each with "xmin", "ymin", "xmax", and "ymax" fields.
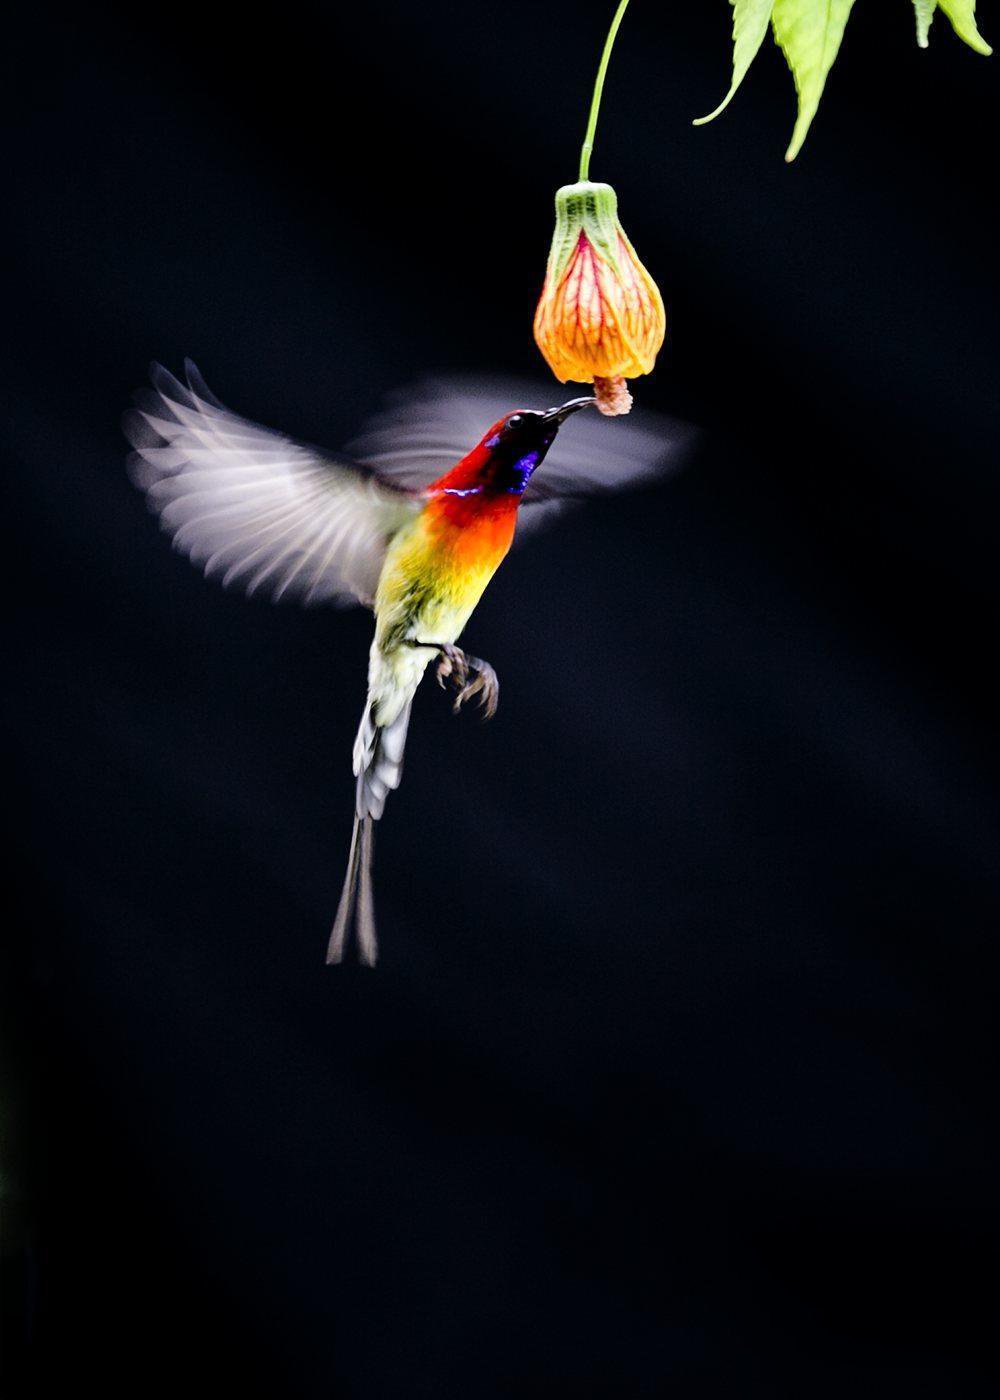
[
  {"xmin": 913, "ymin": 0, "xmax": 936, "ymax": 48},
  {"xmin": 693, "ymin": 0, "xmax": 775, "ymax": 125},
  {"xmin": 772, "ymin": 0, "xmax": 858, "ymax": 161},
  {"xmin": 936, "ymin": 0, "xmax": 993, "ymax": 55},
  {"xmin": 692, "ymin": 0, "xmax": 992, "ymax": 162}
]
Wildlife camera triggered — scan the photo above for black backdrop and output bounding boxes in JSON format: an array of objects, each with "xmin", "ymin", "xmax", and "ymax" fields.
[{"xmin": 3, "ymin": 2, "xmax": 998, "ymax": 1395}]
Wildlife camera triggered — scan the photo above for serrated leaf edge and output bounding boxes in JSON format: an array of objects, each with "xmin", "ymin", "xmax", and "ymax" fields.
[
  {"xmin": 693, "ymin": 0, "xmax": 776, "ymax": 125},
  {"xmin": 772, "ymin": 0, "xmax": 859, "ymax": 162},
  {"xmin": 937, "ymin": 0, "xmax": 993, "ymax": 55}
]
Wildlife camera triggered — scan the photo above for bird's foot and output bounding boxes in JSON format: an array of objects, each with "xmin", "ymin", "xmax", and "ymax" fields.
[{"xmin": 433, "ymin": 644, "xmax": 499, "ymax": 720}]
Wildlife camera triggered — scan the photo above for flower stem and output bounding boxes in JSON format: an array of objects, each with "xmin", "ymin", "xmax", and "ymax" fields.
[{"xmin": 578, "ymin": 0, "xmax": 633, "ymax": 183}]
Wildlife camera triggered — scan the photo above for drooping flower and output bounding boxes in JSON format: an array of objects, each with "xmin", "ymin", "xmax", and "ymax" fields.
[{"xmin": 533, "ymin": 181, "xmax": 665, "ymax": 415}]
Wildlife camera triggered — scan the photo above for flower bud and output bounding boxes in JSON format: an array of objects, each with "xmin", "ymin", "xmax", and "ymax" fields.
[{"xmin": 533, "ymin": 181, "xmax": 665, "ymax": 414}]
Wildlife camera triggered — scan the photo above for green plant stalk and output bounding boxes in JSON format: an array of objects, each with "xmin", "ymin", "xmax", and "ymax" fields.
[{"xmin": 578, "ymin": 0, "xmax": 633, "ymax": 182}]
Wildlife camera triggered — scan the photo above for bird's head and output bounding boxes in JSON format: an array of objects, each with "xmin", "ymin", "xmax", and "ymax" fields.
[{"xmin": 440, "ymin": 397, "xmax": 596, "ymax": 498}]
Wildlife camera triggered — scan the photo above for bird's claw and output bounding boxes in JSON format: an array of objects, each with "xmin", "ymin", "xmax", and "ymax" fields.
[
  {"xmin": 453, "ymin": 659, "xmax": 499, "ymax": 721},
  {"xmin": 435, "ymin": 644, "xmax": 469, "ymax": 691},
  {"xmin": 435, "ymin": 646, "xmax": 499, "ymax": 720}
]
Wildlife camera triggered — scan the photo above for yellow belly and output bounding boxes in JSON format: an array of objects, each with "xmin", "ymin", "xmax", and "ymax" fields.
[
  {"xmin": 366, "ymin": 507, "xmax": 514, "ymax": 724},
  {"xmin": 374, "ymin": 509, "xmax": 511, "ymax": 648}
]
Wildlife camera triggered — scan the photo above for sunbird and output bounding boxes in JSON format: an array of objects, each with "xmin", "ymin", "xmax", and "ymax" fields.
[{"xmin": 126, "ymin": 363, "xmax": 689, "ymax": 964}]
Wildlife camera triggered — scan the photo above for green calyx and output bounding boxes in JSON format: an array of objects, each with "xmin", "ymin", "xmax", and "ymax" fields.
[{"xmin": 546, "ymin": 181, "xmax": 623, "ymax": 285}]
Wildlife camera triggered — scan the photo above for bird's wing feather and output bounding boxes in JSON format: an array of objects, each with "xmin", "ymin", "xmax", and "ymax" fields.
[
  {"xmin": 347, "ymin": 374, "xmax": 698, "ymax": 539},
  {"xmin": 125, "ymin": 362, "xmax": 419, "ymax": 607}
]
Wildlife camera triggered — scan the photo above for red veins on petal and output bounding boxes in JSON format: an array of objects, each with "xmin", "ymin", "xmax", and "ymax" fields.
[{"xmin": 534, "ymin": 230, "xmax": 664, "ymax": 385}]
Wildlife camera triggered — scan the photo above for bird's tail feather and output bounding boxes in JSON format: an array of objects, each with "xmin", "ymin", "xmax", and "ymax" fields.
[
  {"xmin": 326, "ymin": 694, "xmax": 413, "ymax": 966},
  {"xmin": 327, "ymin": 814, "xmax": 377, "ymax": 965}
]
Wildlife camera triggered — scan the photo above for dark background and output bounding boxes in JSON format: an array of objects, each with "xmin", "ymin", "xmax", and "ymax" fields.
[{"xmin": 2, "ymin": 2, "xmax": 998, "ymax": 1395}]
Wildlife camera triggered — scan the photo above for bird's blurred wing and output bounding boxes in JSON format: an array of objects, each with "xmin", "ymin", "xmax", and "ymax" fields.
[
  {"xmin": 344, "ymin": 375, "xmax": 513, "ymax": 488},
  {"xmin": 516, "ymin": 398, "xmax": 696, "ymax": 539},
  {"xmin": 346, "ymin": 374, "xmax": 697, "ymax": 541},
  {"xmin": 125, "ymin": 362, "xmax": 419, "ymax": 607}
]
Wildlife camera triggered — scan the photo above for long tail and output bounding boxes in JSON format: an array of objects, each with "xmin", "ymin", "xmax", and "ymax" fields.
[{"xmin": 326, "ymin": 695, "xmax": 412, "ymax": 966}]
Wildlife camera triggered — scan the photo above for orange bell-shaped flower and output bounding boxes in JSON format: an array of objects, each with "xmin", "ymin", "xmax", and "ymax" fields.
[{"xmin": 533, "ymin": 181, "xmax": 665, "ymax": 415}]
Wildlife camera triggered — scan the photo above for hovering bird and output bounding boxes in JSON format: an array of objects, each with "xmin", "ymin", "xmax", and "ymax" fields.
[{"xmin": 126, "ymin": 363, "xmax": 690, "ymax": 964}]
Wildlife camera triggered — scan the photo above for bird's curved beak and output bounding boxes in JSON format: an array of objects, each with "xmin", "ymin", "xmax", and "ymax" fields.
[{"xmin": 542, "ymin": 396, "xmax": 597, "ymax": 425}]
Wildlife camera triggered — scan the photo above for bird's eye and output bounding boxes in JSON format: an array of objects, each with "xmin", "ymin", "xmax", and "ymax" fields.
[{"xmin": 506, "ymin": 414, "xmax": 523, "ymax": 429}]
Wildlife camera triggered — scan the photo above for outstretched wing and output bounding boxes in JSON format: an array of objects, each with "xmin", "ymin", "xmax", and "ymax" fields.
[
  {"xmin": 348, "ymin": 374, "xmax": 697, "ymax": 538},
  {"xmin": 125, "ymin": 362, "xmax": 419, "ymax": 607}
]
